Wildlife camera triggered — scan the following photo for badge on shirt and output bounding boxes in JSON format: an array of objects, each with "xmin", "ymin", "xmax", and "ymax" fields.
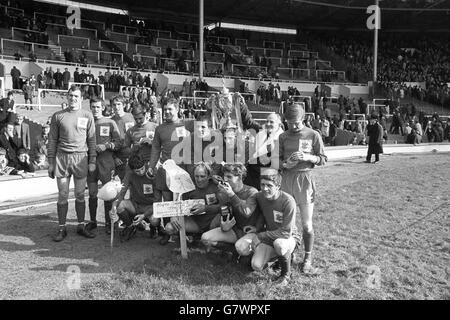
[
  {"xmin": 99, "ymin": 126, "xmax": 110, "ymax": 137},
  {"xmin": 299, "ymin": 139, "xmax": 313, "ymax": 153},
  {"xmin": 143, "ymin": 184, "xmax": 153, "ymax": 195},
  {"xmin": 77, "ymin": 117, "xmax": 88, "ymax": 129},
  {"xmin": 125, "ymin": 122, "xmax": 134, "ymax": 131},
  {"xmin": 205, "ymin": 193, "xmax": 217, "ymax": 205},
  {"xmin": 273, "ymin": 210, "xmax": 283, "ymax": 224},
  {"xmin": 176, "ymin": 126, "xmax": 187, "ymax": 138},
  {"xmin": 146, "ymin": 130, "xmax": 155, "ymax": 140}
]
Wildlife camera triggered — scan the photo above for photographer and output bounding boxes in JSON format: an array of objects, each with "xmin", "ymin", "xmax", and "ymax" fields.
[{"xmin": 201, "ymin": 163, "xmax": 263, "ymax": 252}]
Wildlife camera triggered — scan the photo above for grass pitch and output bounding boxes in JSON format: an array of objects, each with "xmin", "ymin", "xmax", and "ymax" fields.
[{"xmin": 0, "ymin": 153, "xmax": 448, "ymax": 300}]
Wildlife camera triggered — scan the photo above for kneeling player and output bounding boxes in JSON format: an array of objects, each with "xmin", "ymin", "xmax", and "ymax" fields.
[
  {"xmin": 201, "ymin": 163, "xmax": 263, "ymax": 252},
  {"xmin": 164, "ymin": 162, "xmax": 221, "ymax": 239},
  {"xmin": 113, "ymin": 154, "xmax": 160, "ymax": 240},
  {"xmin": 235, "ymin": 169, "xmax": 299, "ymax": 286}
]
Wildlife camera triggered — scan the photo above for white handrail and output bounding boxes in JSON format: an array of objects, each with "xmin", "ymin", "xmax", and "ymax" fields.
[
  {"xmin": 247, "ymin": 46, "xmax": 283, "ymax": 57},
  {"xmin": 58, "ymin": 35, "xmax": 90, "ymax": 48},
  {"xmin": 289, "ymin": 43, "xmax": 308, "ymax": 50},
  {"xmin": 263, "ymin": 40, "xmax": 285, "ymax": 49},
  {"xmin": 288, "ymin": 49, "xmax": 319, "ymax": 58},
  {"xmin": 44, "ymin": 22, "xmax": 98, "ymax": 38},
  {"xmin": 287, "ymin": 58, "xmax": 310, "ymax": 69},
  {"xmin": 135, "ymin": 44, "xmax": 161, "ymax": 55},
  {"xmin": 235, "ymin": 38, "xmax": 248, "ymax": 46},
  {"xmin": 0, "ymin": 38, "xmax": 62, "ymax": 56},
  {"xmin": 99, "ymin": 39, "xmax": 128, "ymax": 51}
]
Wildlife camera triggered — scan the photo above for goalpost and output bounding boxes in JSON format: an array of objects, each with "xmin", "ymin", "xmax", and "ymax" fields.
[
  {"xmin": 69, "ymin": 82, "xmax": 105, "ymax": 101},
  {"xmin": 0, "ymin": 77, "xmax": 5, "ymax": 98}
]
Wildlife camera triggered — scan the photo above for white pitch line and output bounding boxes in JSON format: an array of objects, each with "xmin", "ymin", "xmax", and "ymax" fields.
[{"xmin": 0, "ymin": 197, "xmax": 82, "ymax": 215}]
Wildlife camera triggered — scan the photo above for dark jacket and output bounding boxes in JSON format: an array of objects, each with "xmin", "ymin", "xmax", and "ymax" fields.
[
  {"xmin": 367, "ymin": 122, "xmax": 384, "ymax": 154},
  {"xmin": 0, "ymin": 131, "xmax": 22, "ymax": 167}
]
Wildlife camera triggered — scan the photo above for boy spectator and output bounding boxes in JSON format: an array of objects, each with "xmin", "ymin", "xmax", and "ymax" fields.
[
  {"xmin": 15, "ymin": 148, "xmax": 35, "ymax": 174},
  {"xmin": 22, "ymin": 80, "xmax": 34, "ymax": 110},
  {"xmin": 0, "ymin": 148, "xmax": 18, "ymax": 176},
  {"xmin": 33, "ymin": 152, "xmax": 49, "ymax": 171}
]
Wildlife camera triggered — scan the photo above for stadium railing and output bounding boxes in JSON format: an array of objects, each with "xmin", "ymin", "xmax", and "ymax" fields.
[
  {"xmin": 288, "ymin": 50, "xmax": 319, "ymax": 59},
  {"xmin": 58, "ymin": 35, "xmax": 90, "ymax": 49},
  {"xmin": 206, "ymin": 36, "xmax": 230, "ymax": 45},
  {"xmin": 99, "ymin": 39, "xmax": 128, "ymax": 52},
  {"xmin": 316, "ymin": 70, "xmax": 346, "ymax": 82},
  {"xmin": 235, "ymin": 38, "xmax": 248, "ymax": 47},
  {"xmin": 247, "ymin": 46, "xmax": 283, "ymax": 58},
  {"xmin": 0, "ymin": 38, "xmax": 62, "ymax": 57},
  {"xmin": 287, "ymin": 58, "xmax": 309, "ymax": 69},
  {"xmin": 148, "ymin": 29, "xmax": 172, "ymax": 38},
  {"xmin": 135, "ymin": 44, "xmax": 162, "ymax": 56},
  {"xmin": 289, "ymin": 43, "xmax": 308, "ymax": 51},
  {"xmin": 81, "ymin": 19, "xmax": 105, "ymax": 30},
  {"xmin": 0, "ymin": 4, "xmax": 24, "ymax": 16},
  {"xmin": 267, "ymin": 57, "xmax": 283, "ymax": 67},
  {"xmin": 45, "ymin": 22, "xmax": 98, "ymax": 39},
  {"xmin": 156, "ymin": 38, "xmax": 196, "ymax": 50},
  {"xmin": 177, "ymin": 32, "xmax": 197, "ymax": 42},
  {"xmin": 34, "ymin": 12, "xmax": 65, "ymax": 25},
  {"xmin": 11, "ymin": 27, "xmax": 42, "ymax": 41},
  {"xmin": 231, "ymin": 64, "xmax": 268, "ymax": 77},
  {"xmin": 111, "ymin": 24, "xmax": 138, "ymax": 35},
  {"xmin": 277, "ymin": 68, "xmax": 310, "ymax": 80},
  {"xmin": 203, "ymin": 51, "xmax": 225, "ymax": 61},
  {"xmin": 263, "ymin": 40, "xmax": 285, "ymax": 50},
  {"xmin": 315, "ymin": 60, "xmax": 332, "ymax": 69}
]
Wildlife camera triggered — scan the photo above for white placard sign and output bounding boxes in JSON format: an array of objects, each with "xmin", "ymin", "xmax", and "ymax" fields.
[{"xmin": 153, "ymin": 199, "xmax": 206, "ymax": 218}]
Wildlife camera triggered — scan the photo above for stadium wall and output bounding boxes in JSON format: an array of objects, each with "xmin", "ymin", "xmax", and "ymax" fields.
[{"xmin": 1, "ymin": 143, "xmax": 448, "ymax": 206}]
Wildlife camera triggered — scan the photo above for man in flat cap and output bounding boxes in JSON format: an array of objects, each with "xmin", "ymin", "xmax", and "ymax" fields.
[{"xmin": 365, "ymin": 114, "xmax": 384, "ymax": 163}]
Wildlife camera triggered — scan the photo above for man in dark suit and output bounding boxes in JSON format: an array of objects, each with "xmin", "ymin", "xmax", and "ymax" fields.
[
  {"xmin": 0, "ymin": 122, "xmax": 22, "ymax": 167},
  {"xmin": 0, "ymin": 91, "xmax": 15, "ymax": 130},
  {"xmin": 14, "ymin": 114, "xmax": 31, "ymax": 152}
]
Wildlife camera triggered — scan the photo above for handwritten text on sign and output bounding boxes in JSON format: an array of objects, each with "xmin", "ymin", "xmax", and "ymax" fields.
[{"xmin": 153, "ymin": 199, "xmax": 206, "ymax": 218}]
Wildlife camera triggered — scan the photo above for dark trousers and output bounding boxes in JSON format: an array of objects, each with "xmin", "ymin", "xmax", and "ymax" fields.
[{"xmin": 366, "ymin": 152, "xmax": 380, "ymax": 162}]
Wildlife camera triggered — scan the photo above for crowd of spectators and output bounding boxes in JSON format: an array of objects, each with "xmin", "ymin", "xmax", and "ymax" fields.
[{"xmin": 314, "ymin": 31, "xmax": 450, "ymax": 109}]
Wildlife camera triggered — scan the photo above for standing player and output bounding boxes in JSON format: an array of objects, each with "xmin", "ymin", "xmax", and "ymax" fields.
[
  {"xmin": 111, "ymin": 95, "xmax": 135, "ymax": 180},
  {"xmin": 235, "ymin": 169, "xmax": 299, "ymax": 286},
  {"xmin": 278, "ymin": 103, "xmax": 327, "ymax": 274},
  {"xmin": 47, "ymin": 85, "xmax": 97, "ymax": 242},
  {"xmin": 124, "ymin": 105, "xmax": 157, "ymax": 163},
  {"xmin": 86, "ymin": 97, "xmax": 122, "ymax": 234},
  {"xmin": 148, "ymin": 98, "xmax": 192, "ymax": 245}
]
